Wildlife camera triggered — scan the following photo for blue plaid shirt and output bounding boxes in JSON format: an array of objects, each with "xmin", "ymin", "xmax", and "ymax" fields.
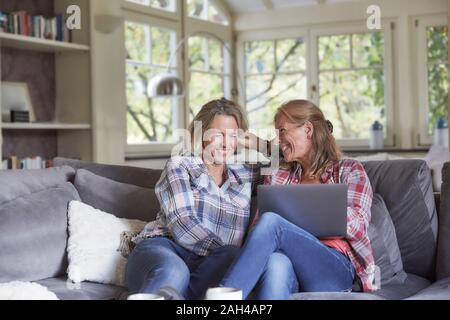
[{"xmin": 133, "ymin": 155, "xmax": 261, "ymax": 256}]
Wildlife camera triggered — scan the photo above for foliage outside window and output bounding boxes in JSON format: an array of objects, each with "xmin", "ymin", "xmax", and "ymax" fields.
[
  {"xmin": 186, "ymin": 0, "xmax": 229, "ymax": 25},
  {"xmin": 426, "ymin": 26, "xmax": 449, "ymax": 134},
  {"xmin": 188, "ymin": 36, "xmax": 230, "ymax": 120},
  {"xmin": 244, "ymin": 38, "xmax": 307, "ymax": 139},
  {"xmin": 126, "ymin": 0, "xmax": 176, "ymax": 12},
  {"xmin": 125, "ymin": 21, "xmax": 177, "ymax": 144},
  {"xmin": 318, "ymin": 32, "xmax": 385, "ymax": 140}
]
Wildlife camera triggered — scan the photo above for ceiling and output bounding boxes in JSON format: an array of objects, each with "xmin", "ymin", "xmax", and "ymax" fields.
[{"xmin": 223, "ymin": 0, "xmax": 359, "ymax": 14}]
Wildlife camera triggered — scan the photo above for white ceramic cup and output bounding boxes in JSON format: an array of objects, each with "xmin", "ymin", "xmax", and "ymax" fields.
[
  {"xmin": 127, "ymin": 293, "xmax": 165, "ymax": 300},
  {"xmin": 205, "ymin": 287, "xmax": 243, "ymax": 300}
]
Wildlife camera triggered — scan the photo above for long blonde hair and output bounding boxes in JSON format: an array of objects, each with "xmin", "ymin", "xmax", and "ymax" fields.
[{"xmin": 274, "ymin": 100, "xmax": 341, "ymax": 178}]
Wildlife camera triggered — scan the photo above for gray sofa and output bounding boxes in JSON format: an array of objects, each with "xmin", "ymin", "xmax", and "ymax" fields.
[{"xmin": 0, "ymin": 157, "xmax": 449, "ymax": 300}]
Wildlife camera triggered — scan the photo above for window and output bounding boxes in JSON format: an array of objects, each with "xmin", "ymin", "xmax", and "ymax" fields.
[
  {"xmin": 188, "ymin": 36, "xmax": 230, "ymax": 120},
  {"xmin": 125, "ymin": 21, "xmax": 177, "ymax": 144},
  {"xmin": 417, "ymin": 16, "xmax": 449, "ymax": 144},
  {"xmin": 126, "ymin": 0, "xmax": 176, "ymax": 12},
  {"xmin": 426, "ymin": 26, "xmax": 449, "ymax": 134},
  {"xmin": 244, "ymin": 38, "xmax": 307, "ymax": 138},
  {"xmin": 317, "ymin": 32, "xmax": 386, "ymax": 140},
  {"xmin": 186, "ymin": 0, "xmax": 229, "ymax": 25}
]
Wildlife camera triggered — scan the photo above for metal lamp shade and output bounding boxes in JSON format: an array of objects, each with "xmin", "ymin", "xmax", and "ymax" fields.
[{"xmin": 147, "ymin": 73, "xmax": 185, "ymax": 97}]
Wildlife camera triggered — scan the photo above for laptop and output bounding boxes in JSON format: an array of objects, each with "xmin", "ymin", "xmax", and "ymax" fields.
[{"xmin": 257, "ymin": 184, "xmax": 348, "ymax": 238}]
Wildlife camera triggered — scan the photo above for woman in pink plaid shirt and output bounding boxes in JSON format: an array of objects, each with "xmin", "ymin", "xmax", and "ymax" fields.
[{"xmin": 220, "ymin": 99, "xmax": 376, "ymax": 299}]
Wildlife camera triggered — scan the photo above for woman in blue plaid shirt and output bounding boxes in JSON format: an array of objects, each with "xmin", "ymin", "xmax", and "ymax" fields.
[{"xmin": 124, "ymin": 98, "xmax": 295, "ymax": 300}]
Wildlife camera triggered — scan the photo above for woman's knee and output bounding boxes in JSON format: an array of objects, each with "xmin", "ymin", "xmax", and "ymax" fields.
[
  {"xmin": 125, "ymin": 240, "xmax": 190, "ymax": 291},
  {"xmin": 256, "ymin": 212, "xmax": 284, "ymax": 232},
  {"xmin": 266, "ymin": 253, "xmax": 296, "ymax": 280}
]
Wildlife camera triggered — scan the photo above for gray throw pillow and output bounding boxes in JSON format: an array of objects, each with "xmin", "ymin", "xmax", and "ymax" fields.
[
  {"xmin": 74, "ymin": 169, "xmax": 160, "ymax": 222},
  {"xmin": 0, "ymin": 182, "xmax": 80, "ymax": 283},
  {"xmin": 0, "ymin": 166, "xmax": 75, "ymax": 205},
  {"xmin": 368, "ymin": 193, "xmax": 408, "ymax": 286}
]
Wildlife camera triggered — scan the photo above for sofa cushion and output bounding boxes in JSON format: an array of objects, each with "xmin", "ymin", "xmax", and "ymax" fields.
[
  {"xmin": 363, "ymin": 160, "xmax": 438, "ymax": 280},
  {"xmin": 372, "ymin": 273, "xmax": 431, "ymax": 300},
  {"xmin": 406, "ymin": 277, "xmax": 450, "ymax": 300},
  {"xmin": 437, "ymin": 162, "xmax": 450, "ymax": 280},
  {"xmin": 0, "ymin": 166, "xmax": 74, "ymax": 205},
  {"xmin": 368, "ymin": 194, "xmax": 407, "ymax": 286},
  {"xmin": 74, "ymin": 169, "xmax": 159, "ymax": 221},
  {"xmin": 291, "ymin": 274, "xmax": 430, "ymax": 300},
  {"xmin": 53, "ymin": 157, "xmax": 162, "ymax": 189},
  {"xmin": 291, "ymin": 292, "xmax": 385, "ymax": 300},
  {"xmin": 36, "ymin": 277, "xmax": 127, "ymax": 300},
  {"xmin": 0, "ymin": 182, "xmax": 80, "ymax": 282}
]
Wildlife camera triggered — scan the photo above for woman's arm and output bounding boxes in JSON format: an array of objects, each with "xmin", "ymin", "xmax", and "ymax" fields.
[
  {"xmin": 156, "ymin": 159, "xmax": 224, "ymax": 256},
  {"xmin": 343, "ymin": 161, "xmax": 373, "ymax": 242}
]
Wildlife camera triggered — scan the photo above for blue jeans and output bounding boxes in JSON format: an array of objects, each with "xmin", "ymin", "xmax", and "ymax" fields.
[
  {"xmin": 251, "ymin": 252, "xmax": 299, "ymax": 300},
  {"xmin": 221, "ymin": 212, "xmax": 356, "ymax": 299},
  {"xmin": 124, "ymin": 237, "xmax": 240, "ymax": 300}
]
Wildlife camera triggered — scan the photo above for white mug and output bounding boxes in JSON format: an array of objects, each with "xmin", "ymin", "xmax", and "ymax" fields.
[
  {"xmin": 127, "ymin": 293, "xmax": 165, "ymax": 300},
  {"xmin": 205, "ymin": 287, "xmax": 243, "ymax": 300}
]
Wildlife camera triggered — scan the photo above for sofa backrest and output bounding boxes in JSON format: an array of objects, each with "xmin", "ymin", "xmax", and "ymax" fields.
[
  {"xmin": 53, "ymin": 157, "xmax": 162, "ymax": 189},
  {"xmin": 54, "ymin": 158, "xmax": 163, "ymax": 221},
  {"xmin": 436, "ymin": 162, "xmax": 450, "ymax": 280},
  {"xmin": 0, "ymin": 166, "xmax": 78, "ymax": 282},
  {"xmin": 362, "ymin": 160, "xmax": 438, "ymax": 281}
]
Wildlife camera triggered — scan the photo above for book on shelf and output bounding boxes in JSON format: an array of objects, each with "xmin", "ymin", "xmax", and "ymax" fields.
[
  {"xmin": 0, "ymin": 10, "xmax": 71, "ymax": 42},
  {"xmin": 1, "ymin": 156, "xmax": 52, "ymax": 170}
]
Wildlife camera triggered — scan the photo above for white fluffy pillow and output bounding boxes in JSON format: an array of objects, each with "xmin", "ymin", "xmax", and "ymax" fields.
[
  {"xmin": 67, "ymin": 201, "xmax": 147, "ymax": 287},
  {"xmin": 0, "ymin": 282, "xmax": 59, "ymax": 300}
]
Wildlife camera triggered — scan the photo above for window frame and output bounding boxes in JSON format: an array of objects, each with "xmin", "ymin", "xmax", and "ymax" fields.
[
  {"xmin": 122, "ymin": 0, "xmax": 233, "ymax": 158},
  {"xmin": 415, "ymin": 14, "xmax": 449, "ymax": 146},
  {"xmin": 238, "ymin": 22, "xmax": 395, "ymax": 148},
  {"xmin": 237, "ymin": 27, "xmax": 311, "ymax": 133},
  {"xmin": 310, "ymin": 21, "xmax": 395, "ymax": 148},
  {"xmin": 184, "ymin": 13, "xmax": 234, "ymax": 128},
  {"xmin": 122, "ymin": 6, "xmax": 184, "ymax": 157}
]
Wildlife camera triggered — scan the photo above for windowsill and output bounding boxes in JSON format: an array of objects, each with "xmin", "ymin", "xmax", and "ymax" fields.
[
  {"xmin": 125, "ymin": 154, "xmax": 171, "ymax": 161},
  {"xmin": 342, "ymin": 148, "xmax": 430, "ymax": 154}
]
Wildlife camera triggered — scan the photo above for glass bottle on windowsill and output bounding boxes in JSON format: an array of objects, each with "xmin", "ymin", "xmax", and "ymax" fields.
[
  {"xmin": 433, "ymin": 117, "xmax": 449, "ymax": 148},
  {"xmin": 369, "ymin": 121, "xmax": 384, "ymax": 150}
]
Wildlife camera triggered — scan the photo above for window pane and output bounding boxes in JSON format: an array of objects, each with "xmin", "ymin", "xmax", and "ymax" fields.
[
  {"xmin": 246, "ymin": 74, "xmax": 307, "ymax": 138},
  {"xmin": 352, "ymin": 32, "xmax": 384, "ymax": 68},
  {"xmin": 276, "ymin": 38, "xmax": 306, "ymax": 72},
  {"xmin": 188, "ymin": 36, "xmax": 206, "ymax": 70},
  {"xmin": 187, "ymin": 0, "xmax": 229, "ymax": 25},
  {"xmin": 427, "ymin": 26, "xmax": 449, "ymax": 62},
  {"xmin": 319, "ymin": 70, "xmax": 386, "ymax": 139},
  {"xmin": 427, "ymin": 26, "xmax": 449, "ymax": 134},
  {"xmin": 209, "ymin": 39, "xmax": 225, "ymax": 73},
  {"xmin": 428, "ymin": 63, "xmax": 449, "ymax": 134},
  {"xmin": 245, "ymin": 41, "xmax": 275, "ymax": 74},
  {"xmin": 127, "ymin": 0, "xmax": 175, "ymax": 11},
  {"xmin": 319, "ymin": 35, "xmax": 350, "ymax": 70},
  {"xmin": 187, "ymin": 0, "xmax": 206, "ymax": 19},
  {"xmin": 152, "ymin": 27, "xmax": 173, "ymax": 66},
  {"xmin": 125, "ymin": 22, "xmax": 150, "ymax": 63},
  {"xmin": 126, "ymin": 64, "xmax": 175, "ymax": 144},
  {"xmin": 189, "ymin": 72, "xmax": 226, "ymax": 120},
  {"xmin": 209, "ymin": 4, "xmax": 228, "ymax": 25}
]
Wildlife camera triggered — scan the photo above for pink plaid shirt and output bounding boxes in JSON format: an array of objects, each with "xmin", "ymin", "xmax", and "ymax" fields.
[{"xmin": 264, "ymin": 159, "xmax": 376, "ymax": 292}]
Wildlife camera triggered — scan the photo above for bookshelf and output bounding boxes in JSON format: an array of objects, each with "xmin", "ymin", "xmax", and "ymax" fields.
[
  {"xmin": 0, "ymin": 32, "xmax": 90, "ymax": 52},
  {"xmin": 1, "ymin": 122, "xmax": 91, "ymax": 130},
  {"xmin": 0, "ymin": 0, "xmax": 93, "ymax": 167}
]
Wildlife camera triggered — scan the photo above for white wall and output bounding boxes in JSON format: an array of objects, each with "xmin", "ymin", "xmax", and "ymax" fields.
[{"xmin": 234, "ymin": 0, "xmax": 448, "ymax": 150}]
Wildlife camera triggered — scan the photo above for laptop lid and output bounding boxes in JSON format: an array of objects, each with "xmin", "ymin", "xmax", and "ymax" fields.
[{"xmin": 257, "ymin": 184, "xmax": 348, "ymax": 238}]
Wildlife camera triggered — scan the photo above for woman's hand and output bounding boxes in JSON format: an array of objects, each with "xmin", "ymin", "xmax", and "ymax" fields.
[{"xmin": 238, "ymin": 131, "xmax": 274, "ymax": 154}]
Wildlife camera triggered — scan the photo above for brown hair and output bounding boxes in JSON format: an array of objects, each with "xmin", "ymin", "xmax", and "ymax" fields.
[
  {"xmin": 274, "ymin": 99, "xmax": 341, "ymax": 178},
  {"xmin": 188, "ymin": 98, "xmax": 248, "ymax": 155}
]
